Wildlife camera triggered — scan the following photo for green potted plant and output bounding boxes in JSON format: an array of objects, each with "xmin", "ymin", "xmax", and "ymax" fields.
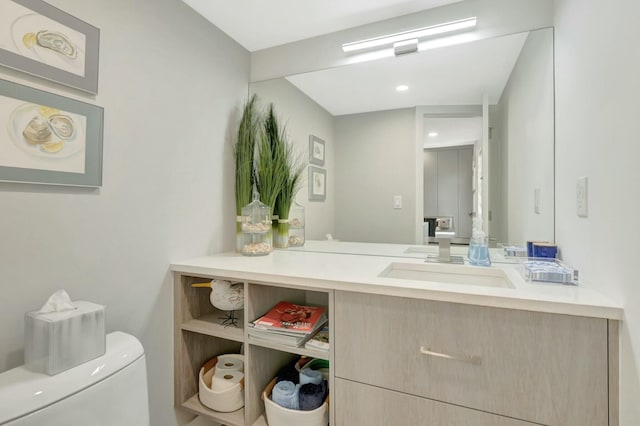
[
  {"xmin": 234, "ymin": 94, "xmax": 260, "ymax": 252},
  {"xmin": 274, "ymin": 139, "xmax": 304, "ymax": 248},
  {"xmin": 255, "ymin": 104, "xmax": 287, "ymax": 249}
]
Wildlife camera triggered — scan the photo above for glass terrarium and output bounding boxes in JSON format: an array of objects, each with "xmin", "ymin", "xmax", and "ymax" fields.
[
  {"xmin": 240, "ymin": 197, "xmax": 272, "ymax": 256},
  {"xmin": 287, "ymin": 201, "xmax": 305, "ymax": 247}
]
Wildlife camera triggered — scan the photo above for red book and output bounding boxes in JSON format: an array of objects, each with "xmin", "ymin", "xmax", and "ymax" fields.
[{"xmin": 253, "ymin": 302, "xmax": 326, "ymax": 334}]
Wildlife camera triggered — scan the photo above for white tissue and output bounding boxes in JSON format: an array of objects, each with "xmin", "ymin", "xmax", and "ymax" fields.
[{"xmin": 38, "ymin": 290, "xmax": 77, "ymax": 314}]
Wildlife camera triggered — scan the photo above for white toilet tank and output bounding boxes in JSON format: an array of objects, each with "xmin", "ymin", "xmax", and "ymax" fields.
[{"xmin": 0, "ymin": 332, "xmax": 149, "ymax": 426}]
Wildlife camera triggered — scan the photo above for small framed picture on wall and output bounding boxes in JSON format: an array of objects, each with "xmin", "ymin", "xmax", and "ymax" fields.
[
  {"xmin": 0, "ymin": 0, "xmax": 101, "ymax": 94},
  {"xmin": 309, "ymin": 135, "xmax": 325, "ymax": 166},
  {"xmin": 308, "ymin": 166, "xmax": 326, "ymax": 201}
]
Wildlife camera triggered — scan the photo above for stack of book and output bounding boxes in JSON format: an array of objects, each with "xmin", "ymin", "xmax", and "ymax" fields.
[
  {"xmin": 304, "ymin": 325, "xmax": 329, "ymax": 351},
  {"xmin": 248, "ymin": 301, "xmax": 327, "ymax": 348}
]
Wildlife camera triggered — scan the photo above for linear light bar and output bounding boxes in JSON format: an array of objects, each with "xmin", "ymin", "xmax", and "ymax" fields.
[{"xmin": 342, "ymin": 17, "xmax": 477, "ymax": 53}]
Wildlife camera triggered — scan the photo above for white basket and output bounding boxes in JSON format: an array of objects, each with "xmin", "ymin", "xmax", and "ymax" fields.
[
  {"xmin": 198, "ymin": 354, "xmax": 244, "ymax": 413},
  {"xmin": 262, "ymin": 377, "xmax": 329, "ymax": 426}
]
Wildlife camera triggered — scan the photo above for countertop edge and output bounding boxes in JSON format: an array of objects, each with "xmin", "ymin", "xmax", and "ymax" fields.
[{"xmin": 170, "ymin": 257, "xmax": 623, "ymax": 321}]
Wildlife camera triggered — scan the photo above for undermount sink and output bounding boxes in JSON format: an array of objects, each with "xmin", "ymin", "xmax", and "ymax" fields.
[{"xmin": 379, "ymin": 262, "xmax": 515, "ymax": 288}]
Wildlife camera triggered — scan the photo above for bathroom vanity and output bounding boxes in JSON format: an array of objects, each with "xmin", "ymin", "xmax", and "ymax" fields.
[{"xmin": 172, "ymin": 246, "xmax": 621, "ymax": 426}]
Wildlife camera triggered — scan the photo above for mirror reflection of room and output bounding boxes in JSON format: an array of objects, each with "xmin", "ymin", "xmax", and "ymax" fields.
[{"xmin": 250, "ymin": 27, "xmax": 554, "ymax": 250}]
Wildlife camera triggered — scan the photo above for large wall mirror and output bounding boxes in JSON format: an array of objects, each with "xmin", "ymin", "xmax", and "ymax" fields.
[{"xmin": 250, "ymin": 27, "xmax": 555, "ymax": 257}]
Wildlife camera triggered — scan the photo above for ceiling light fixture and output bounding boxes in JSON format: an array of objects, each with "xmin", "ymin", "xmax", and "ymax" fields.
[
  {"xmin": 342, "ymin": 17, "xmax": 477, "ymax": 53},
  {"xmin": 394, "ymin": 39, "xmax": 418, "ymax": 56},
  {"xmin": 396, "ymin": 85, "xmax": 409, "ymax": 92},
  {"xmin": 428, "ymin": 132, "xmax": 439, "ymax": 137}
]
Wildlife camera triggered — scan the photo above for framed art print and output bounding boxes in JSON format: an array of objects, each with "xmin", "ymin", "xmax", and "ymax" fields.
[
  {"xmin": 0, "ymin": 0, "xmax": 100, "ymax": 94},
  {"xmin": 0, "ymin": 78, "xmax": 103, "ymax": 186},
  {"xmin": 309, "ymin": 134, "xmax": 325, "ymax": 166},
  {"xmin": 308, "ymin": 166, "xmax": 326, "ymax": 201}
]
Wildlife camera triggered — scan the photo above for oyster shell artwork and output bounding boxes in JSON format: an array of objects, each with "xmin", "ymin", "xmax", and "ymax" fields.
[
  {"xmin": 23, "ymin": 30, "xmax": 78, "ymax": 59},
  {"xmin": 22, "ymin": 116, "xmax": 52, "ymax": 145},
  {"xmin": 48, "ymin": 114, "xmax": 74, "ymax": 139}
]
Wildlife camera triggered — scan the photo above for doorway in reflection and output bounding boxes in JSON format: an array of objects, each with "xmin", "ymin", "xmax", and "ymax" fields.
[{"xmin": 423, "ymin": 116, "xmax": 481, "ymax": 244}]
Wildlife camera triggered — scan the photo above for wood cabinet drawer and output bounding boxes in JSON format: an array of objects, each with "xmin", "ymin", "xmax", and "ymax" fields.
[
  {"xmin": 335, "ymin": 378, "xmax": 538, "ymax": 426},
  {"xmin": 334, "ymin": 291, "xmax": 608, "ymax": 426}
]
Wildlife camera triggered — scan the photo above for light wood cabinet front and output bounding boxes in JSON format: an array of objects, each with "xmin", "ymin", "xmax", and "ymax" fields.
[
  {"xmin": 334, "ymin": 291, "xmax": 608, "ymax": 426},
  {"xmin": 335, "ymin": 378, "xmax": 539, "ymax": 426}
]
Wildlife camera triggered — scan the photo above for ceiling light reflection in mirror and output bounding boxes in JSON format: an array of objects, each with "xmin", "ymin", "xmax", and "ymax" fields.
[{"xmin": 287, "ymin": 31, "xmax": 528, "ymax": 116}]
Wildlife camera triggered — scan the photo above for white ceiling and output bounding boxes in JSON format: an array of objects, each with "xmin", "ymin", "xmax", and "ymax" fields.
[
  {"xmin": 182, "ymin": 0, "xmax": 463, "ymax": 51},
  {"xmin": 286, "ymin": 31, "xmax": 529, "ymax": 116}
]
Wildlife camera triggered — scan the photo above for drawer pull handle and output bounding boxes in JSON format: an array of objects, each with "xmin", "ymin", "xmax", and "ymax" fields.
[{"xmin": 420, "ymin": 346, "xmax": 482, "ymax": 365}]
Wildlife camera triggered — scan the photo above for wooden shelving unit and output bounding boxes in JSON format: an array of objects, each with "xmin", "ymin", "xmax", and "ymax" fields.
[
  {"xmin": 182, "ymin": 394, "xmax": 245, "ymax": 426},
  {"xmin": 174, "ymin": 271, "xmax": 334, "ymax": 426}
]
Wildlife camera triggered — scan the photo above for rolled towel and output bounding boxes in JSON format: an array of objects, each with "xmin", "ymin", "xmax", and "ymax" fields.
[
  {"xmin": 299, "ymin": 368, "xmax": 323, "ymax": 385},
  {"xmin": 272, "ymin": 380, "xmax": 300, "ymax": 410},
  {"xmin": 276, "ymin": 363, "xmax": 299, "ymax": 384},
  {"xmin": 299, "ymin": 381, "xmax": 327, "ymax": 411}
]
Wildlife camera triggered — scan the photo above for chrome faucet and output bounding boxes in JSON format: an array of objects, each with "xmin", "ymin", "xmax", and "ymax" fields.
[
  {"xmin": 426, "ymin": 220, "xmax": 463, "ymax": 264},
  {"xmin": 434, "ymin": 230, "xmax": 455, "ymax": 262}
]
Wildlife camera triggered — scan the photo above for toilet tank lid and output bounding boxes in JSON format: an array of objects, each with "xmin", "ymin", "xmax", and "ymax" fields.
[{"xmin": 0, "ymin": 331, "xmax": 144, "ymax": 425}]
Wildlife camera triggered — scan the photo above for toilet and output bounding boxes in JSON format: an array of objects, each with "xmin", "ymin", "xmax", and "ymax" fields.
[{"xmin": 0, "ymin": 332, "xmax": 149, "ymax": 426}]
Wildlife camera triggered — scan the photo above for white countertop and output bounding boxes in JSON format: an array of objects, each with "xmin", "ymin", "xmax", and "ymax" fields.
[{"xmin": 171, "ymin": 242, "xmax": 623, "ymax": 320}]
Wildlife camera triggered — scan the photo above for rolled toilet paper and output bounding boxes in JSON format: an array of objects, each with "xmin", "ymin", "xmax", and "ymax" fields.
[
  {"xmin": 299, "ymin": 368, "xmax": 323, "ymax": 386},
  {"xmin": 211, "ymin": 370, "xmax": 244, "ymax": 392},
  {"xmin": 215, "ymin": 355, "xmax": 244, "ymax": 373}
]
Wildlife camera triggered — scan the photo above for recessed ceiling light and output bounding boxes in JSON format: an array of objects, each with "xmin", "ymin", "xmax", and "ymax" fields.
[
  {"xmin": 428, "ymin": 132, "xmax": 439, "ymax": 137},
  {"xmin": 396, "ymin": 85, "xmax": 409, "ymax": 92}
]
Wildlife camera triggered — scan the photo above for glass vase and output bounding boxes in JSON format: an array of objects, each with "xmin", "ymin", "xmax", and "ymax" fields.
[
  {"xmin": 240, "ymin": 198, "xmax": 272, "ymax": 256},
  {"xmin": 287, "ymin": 201, "xmax": 305, "ymax": 247}
]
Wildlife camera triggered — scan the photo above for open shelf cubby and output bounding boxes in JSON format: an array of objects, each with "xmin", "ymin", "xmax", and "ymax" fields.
[
  {"xmin": 174, "ymin": 271, "xmax": 334, "ymax": 426},
  {"xmin": 174, "ymin": 330, "xmax": 244, "ymax": 425}
]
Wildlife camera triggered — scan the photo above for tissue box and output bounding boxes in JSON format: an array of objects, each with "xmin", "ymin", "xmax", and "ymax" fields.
[{"xmin": 24, "ymin": 301, "xmax": 106, "ymax": 375}]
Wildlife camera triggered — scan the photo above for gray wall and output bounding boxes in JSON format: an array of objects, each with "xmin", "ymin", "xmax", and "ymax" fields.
[
  {"xmin": 334, "ymin": 108, "xmax": 416, "ymax": 243},
  {"xmin": 494, "ymin": 29, "xmax": 555, "ymax": 244},
  {"xmin": 0, "ymin": 1, "xmax": 249, "ymax": 425},
  {"xmin": 249, "ymin": 78, "xmax": 336, "ymax": 240},
  {"xmin": 554, "ymin": 0, "xmax": 640, "ymax": 422}
]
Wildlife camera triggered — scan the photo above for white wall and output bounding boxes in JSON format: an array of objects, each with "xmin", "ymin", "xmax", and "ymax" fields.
[
  {"xmin": 334, "ymin": 108, "xmax": 416, "ymax": 243},
  {"xmin": 495, "ymin": 29, "xmax": 555, "ymax": 244},
  {"xmin": 0, "ymin": 1, "xmax": 249, "ymax": 425},
  {"xmin": 423, "ymin": 116, "xmax": 482, "ymax": 149},
  {"xmin": 249, "ymin": 78, "xmax": 336, "ymax": 240},
  {"xmin": 554, "ymin": 0, "xmax": 640, "ymax": 423}
]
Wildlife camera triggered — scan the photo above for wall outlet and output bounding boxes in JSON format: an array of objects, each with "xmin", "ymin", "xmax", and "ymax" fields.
[
  {"xmin": 576, "ymin": 176, "xmax": 588, "ymax": 217},
  {"xmin": 393, "ymin": 195, "xmax": 402, "ymax": 209}
]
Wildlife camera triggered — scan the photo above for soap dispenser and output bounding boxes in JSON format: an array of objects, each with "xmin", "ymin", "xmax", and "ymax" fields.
[{"xmin": 468, "ymin": 218, "xmax": 491, "ymax": 266}]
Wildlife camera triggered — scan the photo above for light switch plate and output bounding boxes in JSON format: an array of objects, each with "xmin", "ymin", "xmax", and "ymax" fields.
[
  {"xmin": 393, "ymin": 195, "xmax": 402, "ymax": 209},
  {"xmin": 576, "ymin": 176, "xmax": 588, "ymax": 217}
]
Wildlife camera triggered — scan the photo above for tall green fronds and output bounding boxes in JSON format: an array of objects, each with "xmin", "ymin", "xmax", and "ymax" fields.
[
  {"xmin": 255, "ymin": 104, "xmax": 287, "ymax": 214},
  {"xmin": 275, "ymin": 142, "xmax": 305, "ymax": 220},
  {"xmin": 234, "ymin": 94, "xmax": 260, "ymax": 215}
]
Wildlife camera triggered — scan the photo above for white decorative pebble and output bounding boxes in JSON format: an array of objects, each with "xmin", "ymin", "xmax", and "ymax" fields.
[
  {"xmin": 242, "ymin": 242, "xmax": 271, "ymax": 256},
  {"xmin": 241, "ymin": 222, "xmax": 270, "ymax": 233},
  {"xmin": 288, "ymin": 236, "xmax": 305, "ymax": 246}
]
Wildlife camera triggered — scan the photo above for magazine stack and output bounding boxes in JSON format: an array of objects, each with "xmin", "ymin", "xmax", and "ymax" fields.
[{"xmin": 248, "ymin": 301, "xmax": 327, "ymax": 348}]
